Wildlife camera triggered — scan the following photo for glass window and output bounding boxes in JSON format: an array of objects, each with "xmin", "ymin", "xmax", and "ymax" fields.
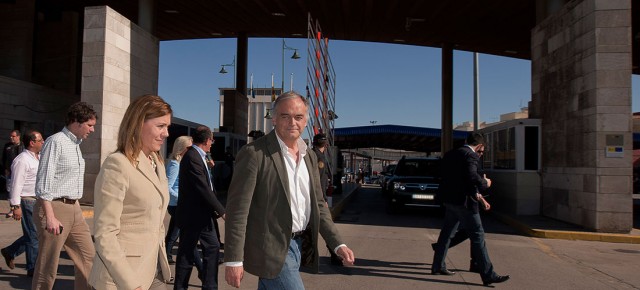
[{"xmin": 493, "ymin": 128, "xmax": 516, "ymax": 169}]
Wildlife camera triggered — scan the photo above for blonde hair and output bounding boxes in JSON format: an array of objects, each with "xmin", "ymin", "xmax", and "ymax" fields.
[
  {"xmin": 169, "ymin": 136, "xmax": 192, "ymax": 161},
  {"xmin": 117, "ymin": 95, "xmax": 172, "ymax": 165}
]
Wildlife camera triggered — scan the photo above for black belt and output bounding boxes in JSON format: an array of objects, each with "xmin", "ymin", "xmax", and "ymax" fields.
[
  {"xmin": 53, "ymin": 197, "xmax": 77, "ymax": 204},
  {"xmin": 291, "ymin": 230, "xmax": 305, "ymax": 239}
]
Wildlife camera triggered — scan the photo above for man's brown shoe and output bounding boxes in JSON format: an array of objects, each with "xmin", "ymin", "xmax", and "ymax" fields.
[{"xmin": 1, "ymin": 247, "xmax": 15, "ymax": 269}]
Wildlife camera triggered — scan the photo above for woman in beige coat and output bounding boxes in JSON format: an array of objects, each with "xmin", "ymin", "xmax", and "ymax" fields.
[{"xmin": 90, "ymin": 95, "xmax": 173, "ymax": 290}]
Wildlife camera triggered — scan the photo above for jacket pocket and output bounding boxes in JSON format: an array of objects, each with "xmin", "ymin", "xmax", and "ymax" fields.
[{"xmin": 119, "ymin": 239, "xmax": 144, "ymax": 269}]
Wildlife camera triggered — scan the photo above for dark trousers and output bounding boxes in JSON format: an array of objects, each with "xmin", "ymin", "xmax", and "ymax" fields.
[
  {"xmin": 432, "ymin": 203, "xmax": 498, "ymax": 282},
  {"xmin": 174, "ymin": 222, "xmax": 220, "ymax": 290},
  {"xmin": 165, "ymin": 206, "xmax": 180, "ymax": 257}
]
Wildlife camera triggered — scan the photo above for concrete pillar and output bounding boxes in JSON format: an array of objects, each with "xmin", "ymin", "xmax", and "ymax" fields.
[
  {"xmin": 138, "ymin": 0, "xmax": 155, "ymax": 33},
  {"xmin": 236, "ymin": 33, "xmax": 248, "ymax": 95},
  {"xmin": 531, "ymin": 0, "xmax": 632, "ymax": 232},
  {"xmin": 81, "ymin": 6, "xmax": 159, "ymax": 203},
  {"xmin": 441, "ymin": 44, "xmax": 454, "ymax": 153}
]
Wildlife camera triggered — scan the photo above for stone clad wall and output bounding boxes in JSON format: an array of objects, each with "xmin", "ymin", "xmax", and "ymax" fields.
[
  {"xmin": 530, "ymin": 0, "xmax": 632, "ymax": 232},
  {"xmin": 81, "ymin": 6, "xmax": 159, "ymax": 203}
]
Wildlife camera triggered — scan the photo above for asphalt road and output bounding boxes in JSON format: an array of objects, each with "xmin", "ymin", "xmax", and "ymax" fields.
[{"xmin": 1, "ymin": 184, "xmax": 639, "ymax": 289}]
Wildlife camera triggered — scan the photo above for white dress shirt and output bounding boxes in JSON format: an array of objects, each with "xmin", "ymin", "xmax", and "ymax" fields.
[
  {"xmin": 275, "ymin": 134, "xmax": 312, "ymax": 233},
  {"xmin": 9, "ymin": 149, "xmax": 39, "ymax": 206}
]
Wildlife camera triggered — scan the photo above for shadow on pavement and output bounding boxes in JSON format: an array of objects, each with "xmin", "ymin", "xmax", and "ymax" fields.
[{"xmin": 305, "ymin": 257, "xmax": 485, "ymax": 287}]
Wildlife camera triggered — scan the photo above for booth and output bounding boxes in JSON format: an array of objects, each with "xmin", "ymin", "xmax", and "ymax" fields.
[{"xmin": 479, "ymin": 119, "xmax": 541, "ymax": 215}]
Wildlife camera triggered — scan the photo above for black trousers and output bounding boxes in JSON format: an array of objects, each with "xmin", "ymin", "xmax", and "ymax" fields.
[{"xmin": 173, "ymin": 222, "xmax": 220, "ymax": 290}]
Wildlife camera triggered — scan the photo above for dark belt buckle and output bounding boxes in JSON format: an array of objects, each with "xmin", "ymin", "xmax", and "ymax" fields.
[
  {"xmin": 291, "ymin": 230, "xmax": 304, "ymax": 239},
  {"xmin": 56, "ymin": 197, "xmax": 76, "ymax": 204}
]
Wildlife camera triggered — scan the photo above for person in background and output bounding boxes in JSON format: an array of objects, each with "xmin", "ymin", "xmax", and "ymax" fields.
[
  {"xmin": 431, "ymin": 147, "xmax": 491, "ymax": 273},
  {"xmin": 223, "ymin": 146, "xmax": 235, "ymax": 190},
  {"xmin": 1, "ymin": 130, "xmax": 44, "ymax": 277},
  {"xmin": 3, "ymin": 130, "xmax": 23, "ymax": 193},
  {"xmin": 431, "ymin": 133, "xmax": 509, "ymax": 286},
  {"xmin": 165, "ymin": 136, "xmax": 192, "ymax": 264},
  {"xmin": 224, "ymin": 92, "xmax": 355, "ymax": 289},
  {"xmin": 3, "ymin": 130, "xmax": 23, "ymax": 217},
  {"xmin": 311, "ymin": 132, "xmax": 341, "ymax": 266},
  {"xmin": 32, "ymin": 102, "xmax": 97, "ymax": 290},
  {"xmin": 90, "ymin": 95, "xmax": 173, "ymax": 290},
  {"xmin": 174, "ymin": 126, "xmax": 225, "ymax": 290},
  {"xmin": 164, "ymin": 136, "xmax": 205, "ymax": 279}
]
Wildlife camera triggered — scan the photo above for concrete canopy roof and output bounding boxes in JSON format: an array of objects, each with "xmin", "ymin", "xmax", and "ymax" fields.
[
  {"xmin": 50, "ymin": 0, "xmax": 533, "ymax": 60},
  {"xmin": 46, "ymin": 1, "xmax": 640, "ymax": 71}
]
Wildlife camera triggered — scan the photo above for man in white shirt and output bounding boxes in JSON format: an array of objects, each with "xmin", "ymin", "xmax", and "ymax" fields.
[{"xmin": 1, "ymin": 130, "xmax": 43, "ymax": 277}]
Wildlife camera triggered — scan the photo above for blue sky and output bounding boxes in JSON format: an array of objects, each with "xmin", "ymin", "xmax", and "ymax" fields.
[{"xmin": 159, "ymin": 38, "xmax": 640, "ymax": 133}]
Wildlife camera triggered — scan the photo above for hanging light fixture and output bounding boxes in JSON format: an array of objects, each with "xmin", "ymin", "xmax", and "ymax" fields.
[
  {"xmin": 282, "ymin": 39, "xmax": 301, "ymax": 90},
  {"xmin": 291, "ymin": 49, "xmax": 301, "ymax": 59},
  {"xmin": 218, "ymin": 56, "xmax": 235, "ymax": 87}
]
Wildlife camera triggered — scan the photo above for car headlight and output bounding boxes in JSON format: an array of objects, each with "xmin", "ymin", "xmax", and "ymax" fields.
[{"xmin": 393, "ymin": 182, "xmax": 406, "ymax": 191}]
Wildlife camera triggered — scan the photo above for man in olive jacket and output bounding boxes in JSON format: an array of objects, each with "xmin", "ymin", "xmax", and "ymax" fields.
[{"xmin": 224, "ymin": 92, "xmax": 355, "ymax": 289}]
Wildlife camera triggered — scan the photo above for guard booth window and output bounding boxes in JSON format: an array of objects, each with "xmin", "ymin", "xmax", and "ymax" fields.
[{"xmin": 492, "ymin": 127, "xmax": 516, "ymax": 170}]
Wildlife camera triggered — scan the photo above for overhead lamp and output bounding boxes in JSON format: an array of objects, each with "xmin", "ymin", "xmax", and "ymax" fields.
[
  {"xmin": 291, "ymin": 50, "xmax": 301, "ymax": 59},
  {"xmin": 282, "ymin": 39, "xmax": 302, "ymax": 90},
  {"xmin": 328, "ymin": 110, "xmax": 338, "ymax": 120},
  {"xmin": 218, "ymin": 56, "xmax": 235, "ymax": 87}
]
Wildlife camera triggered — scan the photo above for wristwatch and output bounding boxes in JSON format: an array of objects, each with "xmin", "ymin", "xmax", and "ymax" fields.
[{"xmin": 10, "ymin": 205, "xmax": 20, "ymax": 210}]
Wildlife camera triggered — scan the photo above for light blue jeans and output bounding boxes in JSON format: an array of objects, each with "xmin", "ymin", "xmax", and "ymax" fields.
[{"xmin": 258, "ymin": 237, "xmax": 305, "ymax": 290}]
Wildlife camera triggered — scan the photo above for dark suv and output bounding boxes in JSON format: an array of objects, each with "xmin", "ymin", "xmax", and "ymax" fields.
[{"xmin": 386, "ymin": 157, "xmax": 442, "ymax": 212}]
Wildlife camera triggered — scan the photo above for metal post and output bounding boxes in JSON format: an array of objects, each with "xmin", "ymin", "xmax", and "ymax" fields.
[{"xmin": 473, "ymin": 52, "xmax": 479, "ymax": 132}]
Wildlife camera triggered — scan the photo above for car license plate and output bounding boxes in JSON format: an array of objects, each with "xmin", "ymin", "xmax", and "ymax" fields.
[{"xmin": 413, "ymin": 194, "xmax": 434, "ymax": 200}]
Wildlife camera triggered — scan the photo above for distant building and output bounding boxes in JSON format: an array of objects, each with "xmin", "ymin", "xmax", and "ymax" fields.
[{"xmin": 455, "ymin": 107, "xmax": 529, "ymax": 131}]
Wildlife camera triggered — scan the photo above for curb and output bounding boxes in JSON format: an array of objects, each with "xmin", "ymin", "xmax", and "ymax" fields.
[
  {"xmin": 82, "ymin": 209, "xmax": 94, "ymax": 219},
  {"xmin": 492, "ymin": 212, "xmax": 640, "ymax": 244},
  {"xmin": 330, "ymin": 184, "xmax": 360, "ymax": 219}
]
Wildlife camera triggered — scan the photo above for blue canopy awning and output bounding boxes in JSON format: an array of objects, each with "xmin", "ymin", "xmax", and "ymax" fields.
[{"xmin": 332, "ymin": 125, "xmax": 469, "ymax": 152}]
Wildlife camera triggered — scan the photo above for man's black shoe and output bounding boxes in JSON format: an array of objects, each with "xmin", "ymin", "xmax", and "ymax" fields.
[
  {"xmin": 27, "ymin": 269, "xmax": 34, "ymax": 277},
  {"xmin": 219, "ymin": 242, "xmax": 224, "ymax": 250},
  {"xmin": 1, "ymin": 248, "xmax": 14, "ymax": 269},
  {"xmin": 431, "ymin": 243, "xmax": 436, "ymax": 251},
  {"xmin": 483, "ymin": 275, "xmax": 510, "ymax": 286},
  {"xmin": 431, "ymin": 269, "xmax": 455, "ymax": 275}
]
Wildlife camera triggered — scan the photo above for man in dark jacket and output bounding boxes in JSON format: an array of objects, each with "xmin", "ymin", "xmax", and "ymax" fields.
[
  {"xmin": 311, "ymin": 133, "xmax": 342, "ymax": 265},
  {"xmin": 3, "ymin": 130, "xmax": 23, "ymax": 193},
  {"xmin": 174, "ymin": 126, "xmax": 225, "ymax": 290},
  {"xmin": 431, "ymin": 133, "xmax": 509, "ymax": 286}
]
